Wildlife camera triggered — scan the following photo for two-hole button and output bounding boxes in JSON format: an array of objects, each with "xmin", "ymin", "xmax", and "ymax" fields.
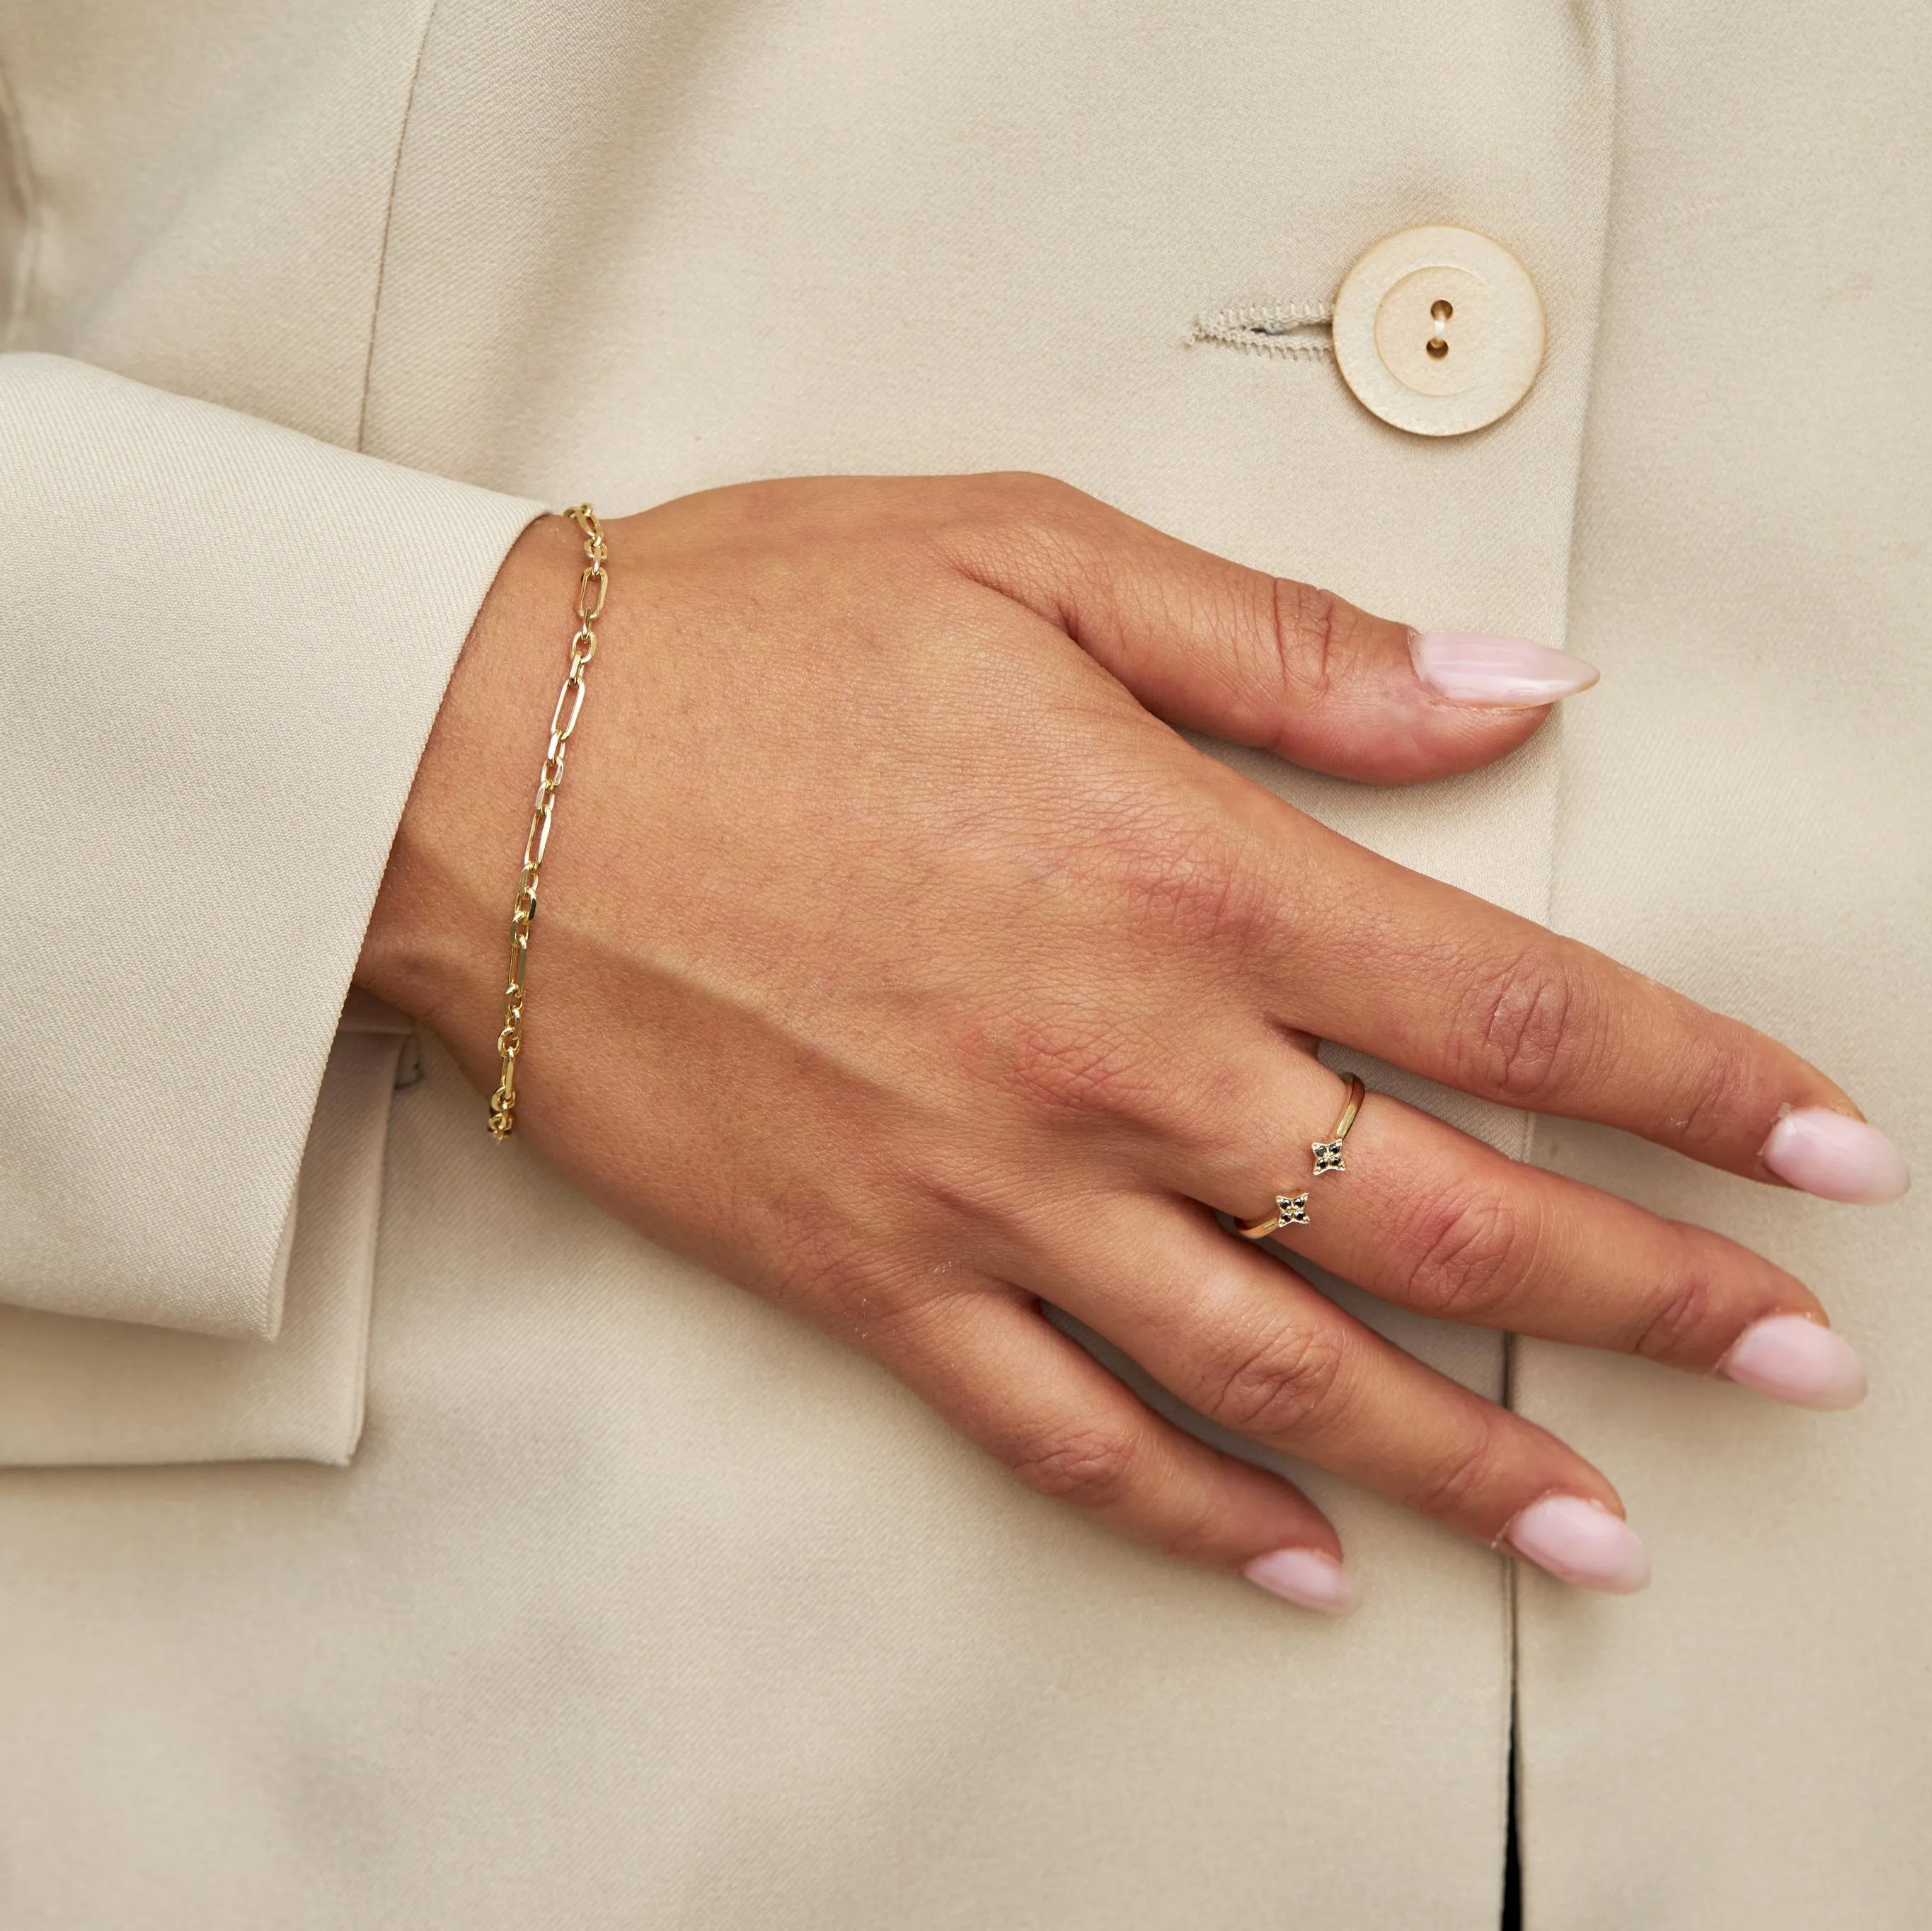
[{"xmin": 1332, "ymin": 226, "xmax": 1544, "ymax": 436}]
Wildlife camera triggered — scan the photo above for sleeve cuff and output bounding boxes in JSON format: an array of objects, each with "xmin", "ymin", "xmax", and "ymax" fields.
[
  {"xmin": 0, "ymin": 353, "xmax": 544, "ymax": 1338},
  {"xmin": 0, "ymin": 997, "xmax": 413, "ymax": 1465}
]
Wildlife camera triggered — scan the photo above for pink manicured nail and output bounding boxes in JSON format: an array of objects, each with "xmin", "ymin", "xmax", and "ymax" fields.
[
  {"xmin": 1502, "ymin": 1496, "xmax": 1650, "ymax": 1593},
  {"xmin": 1719, "ymin": 1313, "xmax": 1868, "ymax": 1410},
  {"xmin": 1761, "ymin": 1108, "xmax": 1910, "ymax": 1204},
  {"xmin": 1409, "ymin": 630, "xmax": 1601, "ymax": 707},
  {"xmin": 1242, "ymin": 1548, "xmax": 1360, "ymax": 1615}
]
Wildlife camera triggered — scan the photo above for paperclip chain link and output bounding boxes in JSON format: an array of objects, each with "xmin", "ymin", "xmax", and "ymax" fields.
[{"xmin": 488, "ymin": 505, "xmax": 607, "ymax": 1138}]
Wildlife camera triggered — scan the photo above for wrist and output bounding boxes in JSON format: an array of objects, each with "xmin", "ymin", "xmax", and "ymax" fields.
[{"xmin": 356, "ymin": 512, "xmax": 587, "ymax": 1066}]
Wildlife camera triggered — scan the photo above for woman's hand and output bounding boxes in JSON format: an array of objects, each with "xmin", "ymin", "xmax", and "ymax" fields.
[{"xmin": 358, "ymin": 475, "xmax": 1907, "ymax": 1612}]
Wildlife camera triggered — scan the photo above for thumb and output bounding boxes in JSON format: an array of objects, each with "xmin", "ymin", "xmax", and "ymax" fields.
[{"xmin": 951, "ymin": 478, "xmax": 1598, "ymax": 784}]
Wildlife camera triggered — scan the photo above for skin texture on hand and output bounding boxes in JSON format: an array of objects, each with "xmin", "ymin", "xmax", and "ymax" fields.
[{"xmin": 358, "ymin": 474, "xmax": 1904, "ymax": 1610}]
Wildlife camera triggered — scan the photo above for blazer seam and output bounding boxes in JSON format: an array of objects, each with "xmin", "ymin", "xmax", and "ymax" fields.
[
  {"xmin": 1520, "ymin": 0, "xmax": 1620, "ymax": 1171},
  {"xmin": 0, "ymin": 44, "xmax": 42, "ymax": 351},
  {"xmin": 1510, "ymin": 0, "xmax": 1618, "ymax": 1901},
  {"xmin": 354, "ymin": 0, "xmax": 441, "ymax": 452}
]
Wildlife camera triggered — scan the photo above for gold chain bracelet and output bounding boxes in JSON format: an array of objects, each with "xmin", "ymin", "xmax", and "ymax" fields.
[{"xmin": 488, "ymin": 504, "xmax": 608, "ymax": 1139}]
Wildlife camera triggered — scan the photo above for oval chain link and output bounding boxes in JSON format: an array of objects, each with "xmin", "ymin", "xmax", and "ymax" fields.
[{"xmin": 488, "ymin": 505, "xmax": 606, "ymax": 1138}]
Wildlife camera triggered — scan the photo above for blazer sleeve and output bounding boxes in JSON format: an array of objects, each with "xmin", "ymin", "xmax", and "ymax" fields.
[{"xmin": 0, "ymin": 352, "xmax": 544, "ymax": 1341}]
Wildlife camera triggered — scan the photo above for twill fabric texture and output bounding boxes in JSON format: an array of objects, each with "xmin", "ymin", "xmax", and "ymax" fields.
[{"xmin": 0, "ymin": 2, "xmax": 1926, "ymax": 1927}]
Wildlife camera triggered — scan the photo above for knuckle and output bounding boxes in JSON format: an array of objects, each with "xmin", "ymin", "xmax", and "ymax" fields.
[
  {"xmin": 1204, "ymin": 1322, "xmax": 1350, "ymax": 1440},
  {"xmin": 1454, "ymin": 946, "xmax": 1600, "ymax": 1104},
  {"xmin": 983, "ymin": 471, "xmax": 1093, "ymax": 546},
  {"xmin": 764, "ymin": 1216, "xmax": 871, "ymax": 1308},
  {"xmin": 1160, "ymin": 1490, "xmax": 1235, "ymax": 1566},
  {"xmin": 1108, "ymin": 813, "xmax": 1277, "ymax": 952},
  {"xmin": 1158, "ymin": 1061, "xmax": 1277, "ymax": 1168},
  {"xmin": 1003, "ymin": 1012, "xmax": 1154, "ymax": 1124},
  {"xmin": 1269, "ymin": 577, "xmax": 1347, "ymax": 702},
  {"xmin": 995, "ymin": 1005, "xmax": 1246, "ymax": 1154},
  {"xmin": 1401, "ymin": 1187, "xmax": 1534, "ymax": 1322},
  {"xmin": 1003, "ymin": 1422, "xmax": 1143, "ymax": 1511},
  {"xmin": 1665, "ymin": 1026, "xmax": 1758, "ymax": 1150},
  {"xmin": 1411, "ymin": 1410, "xmax": 1510, "ymax": 1524},
  {"xmin": 931, "ymin": 473, "xmax": 1097, "ymax": 601},
  {"xmin": 993, "ymin": 468, "xmax": 1080, "ymax": 509},
  {"xmin": 1626, "ymin": 1260, "xmax": 1720, "ymax": 1364},
  {"xmin": 896, "ymin": 1146, "xmax": 1042, "ymax": 1255},
  {"xmin": 768, "ymin": 1224, "xmax": 919, "ymax": 1332},
  {"xmin": 1124, "ymin": 829, "xmax": 1238, "ymax": 935}
]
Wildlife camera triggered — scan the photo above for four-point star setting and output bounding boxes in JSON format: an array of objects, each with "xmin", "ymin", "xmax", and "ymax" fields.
[
  {"xmin": 1236, "ymin": 1189, "xmax": 1316, "ymax": 1240},
  {"xmin": 1239, "ymin": 1086, "xmax": 1368, "ymax": 1240}
]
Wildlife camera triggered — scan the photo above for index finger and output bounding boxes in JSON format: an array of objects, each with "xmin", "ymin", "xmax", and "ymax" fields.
[{"xmin": 1258, "ymin": 814, "xmax": 1909, "ymax": 1199}]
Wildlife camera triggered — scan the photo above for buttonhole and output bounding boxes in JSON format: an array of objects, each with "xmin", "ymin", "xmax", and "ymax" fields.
[
  {"xmin": 1190, "ymin": 301, "xmax": 1334, "ymax": 360},
  {"xmin": 1427, "ymin": 296, "xmax": 1451, "ymax": 358}
]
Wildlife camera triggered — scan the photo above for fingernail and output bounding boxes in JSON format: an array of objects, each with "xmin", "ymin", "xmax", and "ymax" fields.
[
  {"xmin": 1502, "ymin": 1496, "xmax": 1650, "ymax": 1593},
  {"xmin": 1761, "ymin": 1107, "xmax": 1911, "ymax": 1204},
  {"xmin": 1241, "ymin": 1547, "xmax": 1360, "ymax": 1615},
  {"xmin": 1718, "ymin": 1313, "xmax": 1867, "ymax": 1410},
  {"xmin": 1409, "ymin": 630, "xmax": 1601, "ymax": 707}
]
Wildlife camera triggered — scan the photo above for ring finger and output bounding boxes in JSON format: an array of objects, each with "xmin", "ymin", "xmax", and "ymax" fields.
[
  {"xmin": 1164, "ymin": 1049, "xmax": 1863, "ymax": 1409},
  {"xmin": 1025, "ymin": 1197, "xmax": 1651, "ymax": 1591}
]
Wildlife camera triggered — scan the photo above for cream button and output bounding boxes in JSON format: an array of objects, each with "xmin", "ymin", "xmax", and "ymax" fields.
[{"xmin": 1331, "ymin": 227, "xmax": 1545, "ymax": 437}]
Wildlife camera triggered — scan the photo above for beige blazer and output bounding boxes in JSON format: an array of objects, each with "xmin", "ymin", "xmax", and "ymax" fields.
[{"xmin": 1, "ymin": 1, "xmax": 1926, "ymax": 1924}]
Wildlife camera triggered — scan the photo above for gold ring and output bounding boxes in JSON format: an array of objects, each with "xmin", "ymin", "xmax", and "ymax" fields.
[
  {"xmin": 1234, "ymin": 1076, "xmax": 1369, "ymax": 1240},
  {"xmin": 1311, "ymin": 1075, "xmax": 1367, "ymax": 1176},
  {"xmin": 1235, "ymin": 1192, "xmax": 1311, "ymax": 1240}
]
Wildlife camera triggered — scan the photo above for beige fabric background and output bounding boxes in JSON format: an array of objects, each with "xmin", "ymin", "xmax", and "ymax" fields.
[
  {"xmin": 1515, "ymin": 1, "xmax": 1932, "ymax": 1923},
  {"xmin": 0, "ymin": 1, "xmax": 1924, "ymax": 1926}
]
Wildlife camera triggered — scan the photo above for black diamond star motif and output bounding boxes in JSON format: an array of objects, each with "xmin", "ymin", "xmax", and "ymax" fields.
[
  {"xmin": 1275, "ymin": 1193, "xmax": 1311, "ymax": 1228},
  {"xmin": 1312, "ymin": 1139, "xmax": 1347, "ymax": 1175}
]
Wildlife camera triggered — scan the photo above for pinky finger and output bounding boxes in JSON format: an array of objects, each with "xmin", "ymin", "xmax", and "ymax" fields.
[{"xmin": 876, "ymin": 1286, "xmax": 1360, "ymax": 1615}]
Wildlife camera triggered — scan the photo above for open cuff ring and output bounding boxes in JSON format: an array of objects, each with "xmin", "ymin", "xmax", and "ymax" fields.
[{"xmin": 1236, "ymin": 1074, "xmax": 1368, "ymax": 1240}]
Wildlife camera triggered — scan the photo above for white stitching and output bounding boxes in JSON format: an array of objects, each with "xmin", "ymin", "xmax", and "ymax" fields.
[{"xmin": 1189, "ymin": 301, "xmax": 1334, "ymax": 360}]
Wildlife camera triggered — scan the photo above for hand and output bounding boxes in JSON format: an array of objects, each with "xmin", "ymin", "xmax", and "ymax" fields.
[{"xmin": 359, "ymin": 475, "xmax": 1907, "ymax": 1612}]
